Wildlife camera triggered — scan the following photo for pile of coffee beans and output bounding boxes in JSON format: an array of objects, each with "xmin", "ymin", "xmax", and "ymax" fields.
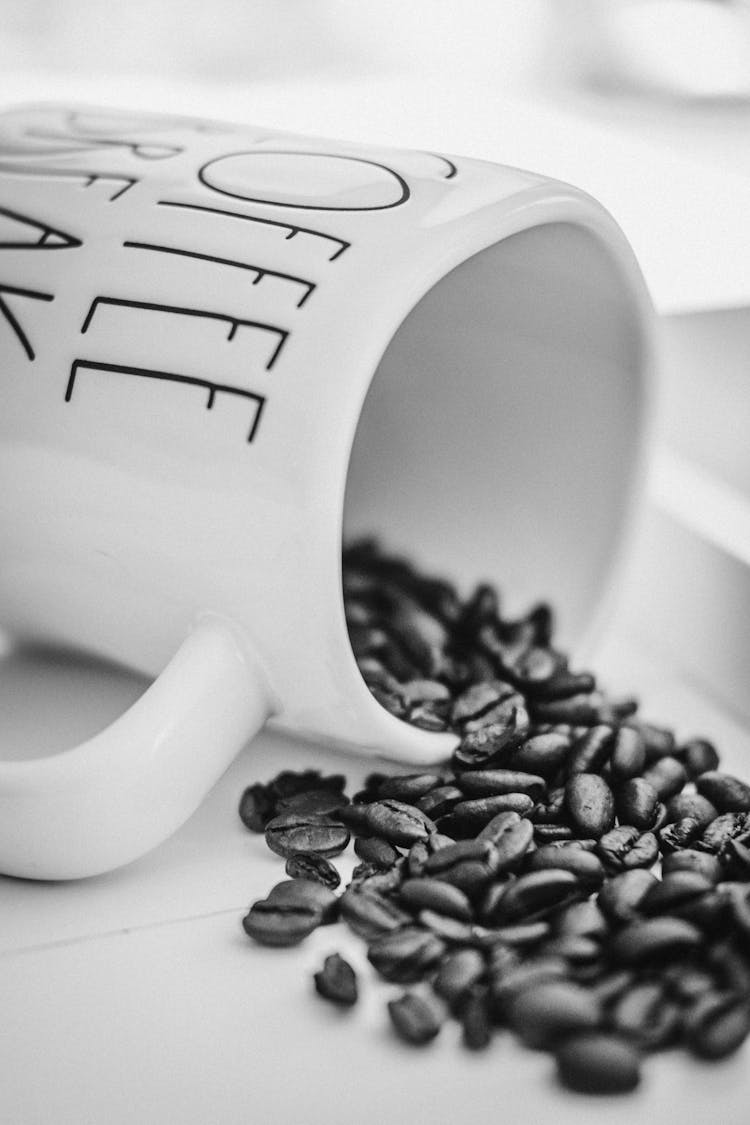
[{"xmin": 239, "ymin": 539, "xmax": 750, "ymax": 1094}]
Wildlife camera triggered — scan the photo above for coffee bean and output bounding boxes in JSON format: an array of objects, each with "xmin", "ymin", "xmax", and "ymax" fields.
[
  {"xmin": 353, "ymin": 836, "xmax": 401, "ymax": 868},
  {"xmin": 639, "ymin": 871, "xmax": 715, "ymax": 916},
  {"xmin": 508, "ymin": 733, "xmax": 570, "ymax": 777},
  {"xmin": 313, "ymin": 954, "xmax": 358, "ymax": 1006},
  {"xmin": 661, "ymin": 849, "xmax": 723, "ymax": 884},
  {"xmin": 418, "ymin": 910, "xmax": 476, "ymax": 944},
  {"xmin": 615, "ymin": 778, "xmax": 659, "ymax": 831},
  {"xmin": 364, "ymin": 799, "xmax": 436, "ymax": 846},
  {"xmin": 531, "ymin": 692, "xmax": 606, "ymax": 726},
  {"xmin": 400, "ymin": 878, "xmax": 473, "ymax": 921},
  {"xmin": 609, "ymin": 726, "xmax": 647, "ymax": 781},
  {"xmin": 489, "ymin": 956, "xmax": 569, "ymax": 1016},
  {"xmin": 416, "ymin": 785, "xmax": 463, "ymax": 819},
  {"xmin": 452, "ymin": 722, "xmax": 520, "ymax": 770},
  {"xmin": 529, "ymin": 786, "xmax": 567, "ymax": 824},
  {"xmin": 529, "ymin": 670, "xmax": 596, "ymax": 702},
  {"xmin": 567, "ymin": 725, "xmax": 615, "ymax": 776},
  {"xmin": 368, "ymin": 927, "xmax": 446, "ymax": 983},
  {"xmin": 507, "ymin": 980, "xmax": 601, "ymax": 1047},
  {"xmin": 610, "ymin": 917, "xmax": 703, "ymax": 964},
  {"xmin": 285, "ymin": 851, "xmax": 341, "ymax": 889},
  {"xmin": 641, "ymin": 757, "xmax": 687, "ymax": 801},
  {"xmin": 461, "ymin": 987, "xmax": 493, "ymax": 1049},
  {"xmin": 658, "ymin": 817, "xmax": 702, "ymax": 853},
  {"xmin": 555, "ymin": 1032, "xmax": 641, "ymax": 1093},
  {"xmin": 238, "ymin": 782, "xmax": 274, "ymax": 832},
  {"xmin": 565, "ymin": 774, "xmax": 615, "ymax": 838},
  {"xmin": 441, "ymin": 793, "xmax": 534, "ymax": 835},
  {"xmin": 339, "ymin": 888, "xmax": 410, "ymax": 940},
  {"xmin": 534, "ymin": 824, "xmax": 575, "ymax": 843},
  {"xmin": 266, "ymin": 878, "xmax": 339, "ymax": 924},
  {"xmin": 456, "ymin": 769, "xmax": 547, "ymax": 801},
  {"xmin": 665, "ymin": 792, "xmax": 718, "ymax": 830},
  {"xmin": 375, "ymin": 772, "xmax": 444, "ymax": 802},
  {"xmin": 241, "ymin": 897, "xmax": 321, "ymax": 946},
  {"xmin": 388, "ymin": 990, "xmax": 444, "ymax": 1045},
  {"xmin": 274, "ymin": 789, "xmax": 349, "ymax": 816},
  {"xmin": 685, "ymin": 992, "xmax": 750, "ymax": 1060},
  {"xmin": 629, "ymin": 722, "xmax": 675, "ymax": 763},
  {"xmin": 554, "ymin": 898, "xmax": 608, "ymax": 939},
  {"xmin": 598, "ymin": 869, "xmax": 658, "ymax": 924},
  {"xmin": 697, "ymin": 811, "xmax": 750, "ymax": 856},
  {"xmin": 479, "ymin": 920, "xmax": 552, "ymax": 948},
  {"xmin": 423, "ymin": 838, "xmax": 500, "ymax": 894},
  {"xmin": 526, "ymin": 845, "xmax": 605, "ymax": 889},
  {"xmin": 433, "ymin": 948, "xmax": 486, "ymax": 1008},
  {"xmin": 696, "ymin": 771, "xmax": 750, "ymax": 814},
  {"xmin": 269, "ymin": 769, "xmax": 346, "ymax": 800},
  {"xmin": 483, "ymin": 869, "xmax": 581, "ymax": 925},
  {"xmin": 265, "ymin": 813, "xmax": 350, "ymax": 859},
  {"xmin": 597, "ymin": 826, "xmax": 659, "ymax": 872},
  {"xmin": 451, "ymin": 680, "xmax": 512, "ymax": 726},
  {"xmin": 681, "ymin": 738, "xmax": 720, "ymax": 778}
]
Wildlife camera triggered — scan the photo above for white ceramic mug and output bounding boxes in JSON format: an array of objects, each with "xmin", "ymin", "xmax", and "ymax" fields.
[{"xmin": 0, "ymin": 104, "xmax": 652, "ymax": 879}]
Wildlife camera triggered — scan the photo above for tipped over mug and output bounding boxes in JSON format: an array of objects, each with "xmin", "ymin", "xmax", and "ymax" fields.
[{"xmin": 0, "ymin": 104, "xmax": 652, "ymax": 878}]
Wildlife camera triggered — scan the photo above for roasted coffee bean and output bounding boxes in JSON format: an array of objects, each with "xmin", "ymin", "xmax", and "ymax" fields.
[
  {"xmin": 665, "ymin": 792, "xmax": 718, "ymax": 830},
  {"xmin": 333, "ymin": 802, "xmax": 373, "ymax": 833},
  {"xmin": 629, "ymin": 722, "xmax": 676, "ymax": 763},
  {"xmin": 696, "ymin": 771, "xmax": 750, "ymax": 814},
  {"xmin": 339, "ymin": 888, "xmax": 411, "ymax": 940},
  {"xmin": 641, "ymin": 757, "xmax": 687, "ymax": 801},
  {"xmin": 507, "ymin": 980, "xmax": 601, "ymax": 1047},
  {"xmin": 567, "ymin": 725, "xmax": 615, "ymax": 776},
  {"xmin": 554, "ymin": 898, "xmax": 608, "ymax": 939},
  {"xmin": 433, "ymin": 948, "xmax": 486, "ymax": 1008},
  {"xmin": 442, "ymin": 793, "xmax": 534, "ymax": 835},
  {"xmin": 685, "ymin": 992, "xmax": 750, "ymax": 1060},
  {"xmin": 285, "ymin": 851, "xmax": 341, "ymax": 889},
  {"xmin": 610, "ymin": 917, "xmax": 703, "ymax": 964},
  {"xmin": 697, "ymin": 811, "xmax": 750, "ymax": 856},
  {"xmin": 475, "ymin": 812, "xmax": 534, "ymax": 866},
  {"xmin": 400, "ymin": 878, "xmax": 473, "ymax": 921},
  {"xmin": 609, "ymin": 726, "xmax": 647, "ymax": 781},
  {"xmin": 353, "ymin": 836, "xmax": 401, "ymax": 868},
  {"xmin": 565, "ymin": 774, "xmax": 615, "ymax": 839},
  {"xmin": 507, "ymin": 733, "xmax": 570, "ymax": 777},
  {"xmin": 483, "ymin": 869, "xmax": 581, "ymax": 925},
  {"xmin": 615, "ymin": 778, "xmax": 659, "ymax": 831},
  {"xmin": 456, "ymin": 769, "xmax": 546, "ymax": 801},
  {"xmin": 542, "ymin": 935, "xmax": 602, "ymax": 966},
  {"xmin": 368, "ymin": 927, "xmax": 447, "ymax": 983},
  {"xmin": 489, "ymin": 956, "xmax": 569, "ymax": 1016},
  {"xmin": 418, "ymin": 910, "xmax": 475, "ymax": 944},
  {"xmin": 461, "ymin": 987, "xmax": 493, "ymax": 1049},
  {"xmin": 416, "ymin": 785, "xmax": 463, "ymax": 819},
  {"xmin": 238, "ymin": 782, "xmax": 274, "ymax": 832},
  {"xmin": 681, "ymin": 737, "xmax": 720, "ymax": 778},
  {"xmin": 597, "ymin": 826, "xmax": 659, "ymax": 872},
  {"xmin": 661, "ymin": 848, "xmax": 723, "ymax": 884},
  {"xmin": 451, "ymin": 680, "xmax": 513, "ymax": 726},
  {"xmin": 423, "ymin": 838, "xmax": 500, "ymax": 894},
  {"xmin": 351, "ymin": 864, "xmax": 404, "ymax": 896},
  {"xmin": 658, "ymin": 817, "xmax": 702, "ymax": 853},
  {"xmin": 275, "ymin": 789, "xmax": 349, "ymax": 816},
  {"xmin": 388, "ymin": 990, "xmax": 444, "ymax": 1045},
  {"xmin": 529, "ymin": 786, "xmax": 567, "ymax": 824},
  {"xmin": 598, "ymin": 869, "xmax": 658, "ymax": 925},
  {"xmin": 534, "ymin": 824, "xmax": 575, "ymax": 843},
  {"xmin": 451, "ymin": 722, "xmax": 520, "ymax": 771},
  {"xmin": 313, "ymin": 954, "xmax": 358, "ymax": 1007},
  {"xmin": 531, "ymin": 692, "xmax": 609, "ymax": 726},
  {"xmin": 723, "ymin": 836, "xmax": 750, "ymax": 879},
  {"xmin": 375, "ymin": 772, "xmax": 443, "ymax": 802},
  {"xmin": 527, "ymin": 845, "xmax": 605, "ymax": 889},
  {"xmin": 241, "ymin": 897, "xmax": 321, "ymax": 946},
  {"xmin": 529, "ymin": 670, "xmax": 596, "ymax": 702},
  {"xmin": 269, "ymin": 769, "xmax": 346, "ymax": 800},
  {"xmin": 266, "ymin": 878, "xmax": 339, "ymax": 924},
  {"xmin": 555, "ymin": 1032, "xmax": 641, "ymax": 1094},
  {"xmin": 639, "ymin": 871, "xmax": 715, "ymax": 917},
  {"xmin": 265, "ymin": 813, "xmax": 350, "ymax": 859},
  {"xmin": 364, "ymin": 799, "xmax": 436, "ymax": 846}
]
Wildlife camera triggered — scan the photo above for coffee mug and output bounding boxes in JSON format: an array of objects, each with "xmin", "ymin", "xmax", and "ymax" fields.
[{"xmin": 0, "ymin": 104, "xmax": 652, "ymax": 879}]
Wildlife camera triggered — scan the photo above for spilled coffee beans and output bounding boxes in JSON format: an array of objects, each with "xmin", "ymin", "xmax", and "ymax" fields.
[{"xmin": 238, "ymin": 540, "xmax": 750, "ymax": 1095}]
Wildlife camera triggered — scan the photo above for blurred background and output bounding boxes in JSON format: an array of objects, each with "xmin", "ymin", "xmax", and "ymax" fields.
[{"xmin": 0, "ymin": 1, "xmax": 749, "ymax": 717}]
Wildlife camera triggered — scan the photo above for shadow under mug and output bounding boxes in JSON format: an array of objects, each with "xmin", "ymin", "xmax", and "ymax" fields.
[{"xmin": 0, "ymin": 104, "xmax": 653, "ymax": 878}]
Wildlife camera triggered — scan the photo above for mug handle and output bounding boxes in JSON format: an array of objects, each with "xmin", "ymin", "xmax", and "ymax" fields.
[{"xmin": 0, "ymin": 615, "xmax": 274, "ymax": 880}]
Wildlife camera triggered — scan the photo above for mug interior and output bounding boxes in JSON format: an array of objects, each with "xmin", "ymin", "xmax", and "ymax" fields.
[{"xmin": 343, "ymin": 220, "xmax": 649, "ymax": 652}]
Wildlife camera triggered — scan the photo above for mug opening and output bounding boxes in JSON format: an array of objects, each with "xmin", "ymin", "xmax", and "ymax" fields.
[{"xmin": 342, "ymin": 220, "xmax": 648, "ymax": 655}]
